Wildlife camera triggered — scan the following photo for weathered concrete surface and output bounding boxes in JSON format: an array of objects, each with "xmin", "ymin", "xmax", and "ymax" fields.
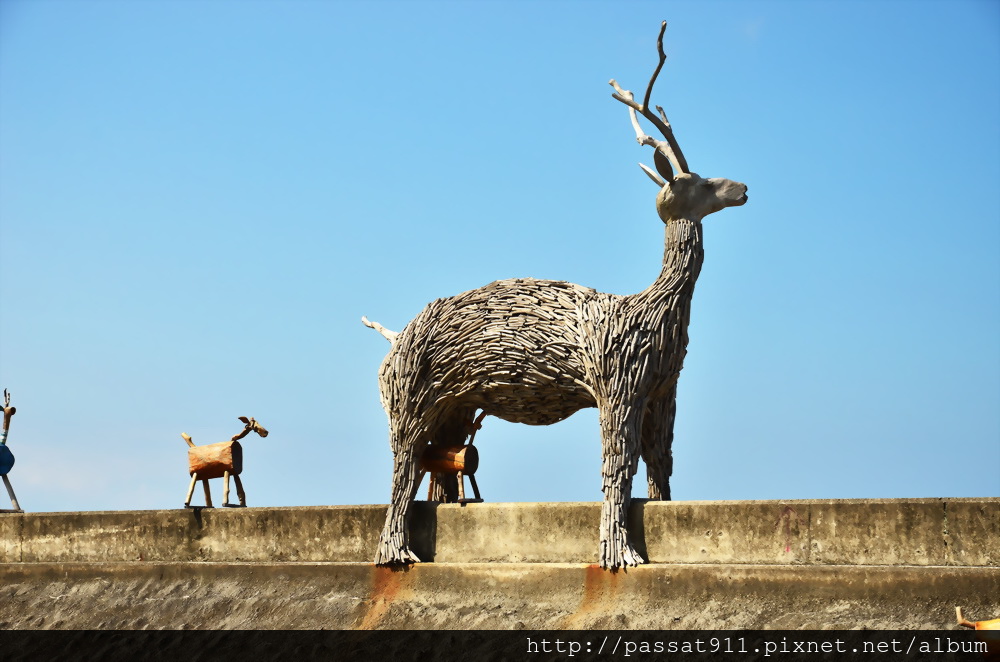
[
  {"xmin": 1, "ymin": 562, "xmax": 996, "ymax": 630},
  {"xmin": 0, "ymin": 505, "xmax": 386, "ymax": 564},
  {"xmin": 635, "ymin": 499, "xmax": 999, "ymax": 567},
  {"xmin": 1, "ymin": 499, "xmax": 996, "ymax": 566},
  {"xmin": 1, "ymin": 499, "xmax": 997, "ymax": 630}
]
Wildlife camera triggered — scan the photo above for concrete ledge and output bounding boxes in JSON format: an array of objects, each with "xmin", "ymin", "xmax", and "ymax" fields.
[
  {"xmin": 1, "ymin": 561, "xmax": 996, "ymax": 630},
  {"xmin": 0, "ymin": 505, "xmax": 386, "ymax": 565},
  {"xmin": 1, "ymin": 499, "xmax": 996, "ymax": 566},
  {"xmin": 3, "ymin": 500, "xmax": 996, "ymax": 630}
]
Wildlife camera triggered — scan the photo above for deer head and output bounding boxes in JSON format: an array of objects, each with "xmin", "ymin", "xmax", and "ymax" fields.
[
  {"xmin": 655, "ymin": 173, "xmax": 747, "ymax": 222},
  {"xmin": 611, "ymin": 21, "xmax": 747, "ymax": 223}
]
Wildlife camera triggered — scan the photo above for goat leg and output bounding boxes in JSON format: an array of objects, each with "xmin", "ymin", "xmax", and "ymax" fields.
[
  {"xmin": 184, "ymin": 473, "xmax": 198, "ymax": 507},
  {"xmin": 202, "ymin": 479, "xmax": 213, "ymax": 508},
  {"xmin": 233, "ymin": 474, "xmax": 246, "ymax": 506}
]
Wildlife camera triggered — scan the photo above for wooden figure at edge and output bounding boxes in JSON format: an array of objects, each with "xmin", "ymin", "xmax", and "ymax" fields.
[
  {"xmin": 182, "ymin": 416, "xmax": 268, "ymax": 508},
  {"xmin": 1, "ymin": 389, "xmax": 22, "ymax": 513},
  {"xmin": 365, "ymin": 22, "xmax": 748, "ymax": 568}
]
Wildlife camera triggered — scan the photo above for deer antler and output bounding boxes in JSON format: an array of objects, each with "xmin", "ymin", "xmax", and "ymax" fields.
[
  {"xmin": 610, "ymin": 21, "xmax": 689, "ymax": 182},
  {"xmin": 2, "ymin": 390, "xmax": 14, "ymax": 431}
]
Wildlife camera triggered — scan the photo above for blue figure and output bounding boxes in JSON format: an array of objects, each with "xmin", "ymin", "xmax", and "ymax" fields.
[
  {"xmin": 1, "ymin": 389, "xmax": 21, "ymax": 512},
  {"xmin": 0, "ymin": 441, "xmax": 12, "ymax": 474}
]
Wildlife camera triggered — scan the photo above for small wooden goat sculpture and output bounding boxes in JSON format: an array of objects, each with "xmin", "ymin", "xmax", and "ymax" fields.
[
  {"xmin": 365, "ymin": 22, "xmax": 747, "ymax": 568},
  {"xmin": 182, "ymin": 416, "xmax": 268, "ymax": 508}
]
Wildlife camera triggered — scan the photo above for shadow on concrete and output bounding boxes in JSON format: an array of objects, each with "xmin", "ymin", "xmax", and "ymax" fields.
[{"xmin": 411, "ymin": 500, "xmax": 439, "ymax": 562}]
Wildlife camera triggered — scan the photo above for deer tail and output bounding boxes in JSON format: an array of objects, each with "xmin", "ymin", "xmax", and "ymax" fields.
[{"xmin": 362, "ymin": 316, "xmax": 399, "ymax": 344}]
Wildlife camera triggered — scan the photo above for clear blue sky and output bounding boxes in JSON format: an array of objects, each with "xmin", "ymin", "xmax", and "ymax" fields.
[{"xmin": 1, "ymin": 0, "xmax": 997, "ymax": 513}]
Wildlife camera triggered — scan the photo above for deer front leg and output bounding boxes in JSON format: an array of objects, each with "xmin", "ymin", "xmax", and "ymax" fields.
[
  {"xmin": 641, "ymin": 388, "xmax": 676, "ymax": 500},
  {"xmin": 375, "ymin": 429, "xmax": 424, "ymax": 565},
  {"xmin": 598, "ymin": 399, "xmax": 646, "ymax": 569}
]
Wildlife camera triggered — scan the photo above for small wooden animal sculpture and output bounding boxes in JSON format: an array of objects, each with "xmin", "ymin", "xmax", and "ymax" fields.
[
  {"xmin": 182, "ymin": 416, "xmax": 268, "ymax": 508},
  {"xmin": 957, "ymin": 607, "xmax": 1000, "ymax": 630},
  {"xmin": 420, "ymin": 410, "xmax": 486, "ymax": 503},
  {"xmin": 365, "ymin": 22, "xmax": 747, "ymax": 568},
  {"xmin": 0, "ymin": 389, "xmax": 21, "ymax": 512}
]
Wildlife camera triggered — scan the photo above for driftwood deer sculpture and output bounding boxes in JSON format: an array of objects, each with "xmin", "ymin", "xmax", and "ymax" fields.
[
  {"xmin": 182, "ymin": 416, "xmax": 268, "ymax": 508},
  {"xmin": 365, "ymin": 22, "xmax": 747, "ymax": 568}
]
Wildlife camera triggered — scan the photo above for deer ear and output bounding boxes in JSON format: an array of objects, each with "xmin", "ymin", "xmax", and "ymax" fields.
[
  {"xmin": 238, "ymin": 416, "xmax": 250, "ymax": 424},
  {"xmin": 653, "ymin": 147, "xmax": 675, "ymax": 182},
  {"xmin": 639, "ymin": 163, "xmax": 665, "ymax": 187}
]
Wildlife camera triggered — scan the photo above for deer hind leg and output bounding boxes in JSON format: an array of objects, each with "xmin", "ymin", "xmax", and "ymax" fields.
[
  {"xmin": 598, "ymin": 398, "xmax": 646, "ymax": 569},
  {"xmin": 428, "ymin": 471, "xmax": 458, "ymax": 502},
  {"xmin": 641, "ymin": 388, "xmax": 676, "ymax": 501},
  {"xmin": 375, "ymin": 419, "xmax": 425, "ymax": 565}
]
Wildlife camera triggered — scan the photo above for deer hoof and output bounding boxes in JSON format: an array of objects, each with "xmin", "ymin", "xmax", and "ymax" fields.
[
  {"xmin": 600, "ymin": 541, "xmax": 646, "ymax": 569},
  {"xmin": 374, "ymin": 547, "xmax": 422, "ymax": 565}
]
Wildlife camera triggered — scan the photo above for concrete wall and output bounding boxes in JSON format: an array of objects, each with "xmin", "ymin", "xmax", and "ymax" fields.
[
  {"xmin": 1, "ymin": 499, "xmax": 997, "ymax": 630},
  {"xmin": 3, "ymin": 560, "xmax": 997, "ymax": 630},
  {"xmin": 2, "ymin": 499, "xmax": 996, "ymax": 566}
]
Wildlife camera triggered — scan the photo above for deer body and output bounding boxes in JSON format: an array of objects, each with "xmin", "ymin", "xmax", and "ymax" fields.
[
  {"xmin": 368, "ymin": 23, "xmax": 747, "ymax": 568},
  {"xmin": 377, "ymin": 214, "xmax": 707, "ymax": 424},
  {"xmin": 371, "ymin": 173, "xmax": 743, "ymax": 567},
  {"xmin": 382, "ymin": 278, "xmax": 595, "ymax": 428}
]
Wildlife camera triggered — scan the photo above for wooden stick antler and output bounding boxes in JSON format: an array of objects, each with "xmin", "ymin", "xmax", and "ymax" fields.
[
  {"xmin": 2, "ymin": 389, "xmax": 14, "ymax": 436},
  {"xmin": 610, "ymin": 21, "xmax": 689, "ymax": 183}
]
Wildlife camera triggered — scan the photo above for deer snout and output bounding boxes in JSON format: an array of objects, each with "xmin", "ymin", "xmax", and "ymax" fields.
[
  {"xmin": 718, "ymin": 179, "xmax": 748, "ymax": 207},
  {"xmin": 735, "ymin": 183, "xmax": 748, "ymax": 206}
]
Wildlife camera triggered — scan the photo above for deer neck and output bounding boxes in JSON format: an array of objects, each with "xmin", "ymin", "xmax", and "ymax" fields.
[
  {"xmin": 639, "ymin": 217, "xmax": 705, "ymax": 303},
  {"xmin": 613, "ymin": 217, "xmax": 704, "ymax": 390}
]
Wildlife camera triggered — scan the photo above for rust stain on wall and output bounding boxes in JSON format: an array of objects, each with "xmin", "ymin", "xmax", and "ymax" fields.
[
  {"xmin": 561, "ymin": 564, "xmax": 623, "ymax": 628},
  {"xmin": 357, "ymin": 565, "xmax": 409, "ymax": 630}
]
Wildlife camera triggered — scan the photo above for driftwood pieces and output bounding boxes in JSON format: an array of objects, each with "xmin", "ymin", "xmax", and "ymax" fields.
[
  {"xmin": 1, "ymin": 389, "xmax": 21, "ymax": 512},
  {"xmin": 182, "ymin": 417, "xmax": 266, "ymax": 509}
]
